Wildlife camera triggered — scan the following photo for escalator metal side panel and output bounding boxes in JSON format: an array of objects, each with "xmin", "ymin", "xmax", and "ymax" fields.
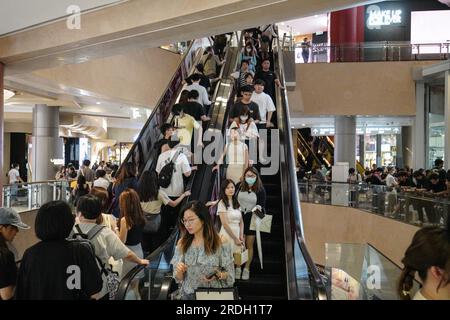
[{"xmin": 274, "ymin": 36, "xmax": 329, "ymax": 300}]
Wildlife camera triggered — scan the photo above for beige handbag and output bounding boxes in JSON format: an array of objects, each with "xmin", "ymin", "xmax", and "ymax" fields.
[
  {"xmin": 250, "ymin": 213, "xmax": 273, "ymax": 233},
  {"xmin": 233, "ymin": 246, "xmax": 249, "ymax": 266}
]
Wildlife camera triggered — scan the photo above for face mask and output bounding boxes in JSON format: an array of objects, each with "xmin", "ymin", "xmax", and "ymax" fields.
[
  {"xmin": 245, "ymin": 177, "xmax": 257, "ymax": 185},
  {"xmin": 240, "ymin": 115, "xmax": 248, "ymax": 122},
  {"xmin": 246, "ymin": 48, "xmax": 251, "ymax": 52}
]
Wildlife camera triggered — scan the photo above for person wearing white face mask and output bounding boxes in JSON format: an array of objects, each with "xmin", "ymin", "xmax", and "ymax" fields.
[
  {"xmin": 239, "ymin": 43, "xmax": 257, "ymax": 74},
  {"xmin": 235, "ymin": 167, "xmax": 266, "ymax": 280},
  {"xmin": 229, "ymin": 106, "xmax": 259, "ymax": 141}
]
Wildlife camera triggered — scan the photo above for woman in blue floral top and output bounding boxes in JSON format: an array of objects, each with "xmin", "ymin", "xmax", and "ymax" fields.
[{"xmin": 171, "ymin": 201, "xmax": 235, "ymax": 300}]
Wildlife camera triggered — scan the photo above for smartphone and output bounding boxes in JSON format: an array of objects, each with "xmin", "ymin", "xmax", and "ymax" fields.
[{"xmin": 206, "ymin": 271, "xmax": 218, "ymax": 280}]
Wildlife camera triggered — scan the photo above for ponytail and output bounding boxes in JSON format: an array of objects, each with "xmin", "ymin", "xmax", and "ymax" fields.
[{"xmin": 398, "ymin": 267, "xmax": 416, "ymax": 300}]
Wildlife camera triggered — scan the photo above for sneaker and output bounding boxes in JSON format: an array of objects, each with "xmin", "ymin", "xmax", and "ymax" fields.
[
  {"xmin": 235, "ymin": 267, "xmax": 241, "ymax": 280},
  {"xmin": 241, "ymin": 268, "xmax": 250, "ymax": 280}
]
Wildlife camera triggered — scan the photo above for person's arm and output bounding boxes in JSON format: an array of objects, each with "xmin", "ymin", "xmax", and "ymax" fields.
[
  {"xmin": 244, "ymin": 144, "xmax": 249, "ymax": 169},
  {"xmin": 266, "ymin": 95, "xmax": 276, "ymax": 127},
  {"xmin": 0, "ymin": 251, "xmax": 16, "ymax": 300},
  {"xmin": 181, "ymin": 155, "xmax": 192, "ymax": 178},
  {"xmin": 202, "ymin": 87, "xmax": 212, "ymax": 106},
  {"xmin": 219, "ymin": 210, "xmax": 242, "ymax": 245},
  {"xmin": 213, "ymin": 144, "xmax": 228, "ymax": 171},
  {"xmin": 124, "ymin": 250, "xmax": 149, "ymax": 265},
  {"xmin": 195, "ymin": 123, "xmax": 203, "ymax": 147},
  {"xmin": 118, "ymin": 218, "xmax": 128, "ymax": 243},
  {"xmin": 166, "ymin": 190, "xmax": 191, "ymax": 207},
  {"xmin": 239, "ymin": 215, "xmax": 244, "ymax": 243},
  {"xmin": 0, "ymin": 286, "xmax": 14, "ymax": 300}
]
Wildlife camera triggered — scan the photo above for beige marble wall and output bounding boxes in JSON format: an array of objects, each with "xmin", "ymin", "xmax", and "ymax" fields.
[
  {"xmin": 301, "ymin": 203, "xmax": 419, "ymax": 267},
  {"xmin": 11, "ymin": 210, "xmax": 39, "ymax": 261},
  {"xmin": 33, "ymin": 48, "xmax": 181, "ymax": 107},
  {"xmin": 291, "ymin": 61, "xmax": 438, "ymax": 116}
]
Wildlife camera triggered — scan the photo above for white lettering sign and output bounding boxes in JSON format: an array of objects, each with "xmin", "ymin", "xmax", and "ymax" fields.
[
  {"xmin": 50, "ymin": 158, "xmax": 65, "ymax": 165},
  {"xmin": 367, "ymin": 5, "xmax": 402, "ymax": 30},
  {"xmin": 66, "ymin": 5, "xmax": 81, "ymax": 30}
]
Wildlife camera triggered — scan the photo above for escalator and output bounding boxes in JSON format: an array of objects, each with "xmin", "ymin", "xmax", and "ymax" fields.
[
  {"xmin": 296, "ymin": 130, "xmax": 328, "ymax": 171},
  {"xmin": 115, "ymin": 35, "xmax": 241, "ymax": 300},
  {"xmin": 116, "ymin": 28, "xmax": 328, "ymax": 300}
]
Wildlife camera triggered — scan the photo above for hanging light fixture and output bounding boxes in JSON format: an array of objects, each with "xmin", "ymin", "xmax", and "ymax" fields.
[{"xmin": 3, "ymin": 89, "xmax": 15, "ymax": 101}]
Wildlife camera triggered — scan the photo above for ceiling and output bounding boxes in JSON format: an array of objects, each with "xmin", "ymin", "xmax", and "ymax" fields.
[
  {"xmin": 0, "ymin": 0, "xmax": 125, "ymax": 36},
  {"xmin": 279, "ymin": 14, "xmax": 329, "ymax": 37},
  {"xmin": 4, "ymin": 91, "xmax": 150, "ymax": 129}
]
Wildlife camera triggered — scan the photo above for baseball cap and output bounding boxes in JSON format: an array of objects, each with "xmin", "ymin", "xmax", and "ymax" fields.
[{"xmin": 0, "ymin": 207, "xmax": 30, "ymax": 229}]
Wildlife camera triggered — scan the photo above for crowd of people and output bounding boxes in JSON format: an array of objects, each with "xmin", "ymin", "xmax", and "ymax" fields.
[
  {"xmin": 298, "ymin": 159, "xmax": 450, "ymax": 226},
  {"xmin": 2, "ymin": 27, "xmax": 448, "ymax": 301}
]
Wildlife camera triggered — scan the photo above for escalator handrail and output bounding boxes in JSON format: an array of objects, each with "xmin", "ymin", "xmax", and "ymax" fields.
[
  {"xmin": 274, "ymin": 35, "xmax": 329, "ymax": 300},
  {"xmin": 119, "ymin": 39, "xmax": 203, "ymax": 172},
  {"xmin": 297, "ymin": 131, "xmax": 325, "ymax": 169},
  {"xmin": 115, "ymin": 40, "xmax": 239, "ymax": 300}
]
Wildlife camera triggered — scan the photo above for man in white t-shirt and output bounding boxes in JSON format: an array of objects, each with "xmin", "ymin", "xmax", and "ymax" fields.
[
  {"xmin": 8, "ymin": 163, "xmax": 24, "ymax": 202},
  {"xmin": 93, "ymin": 170, "xmax": 111, "ymax": 190},
  {"xmin": 156, "ymin": 140, "xmax": 192, "ymax": 198},
  {"xmin": 183, "ymin": 74, "xmax": 212, "ymax": 108},
  {"xmin": 156, "ymin": 139, "xmax": 193, "ymax": 235},
  {"xmin": 251, "ymin": 79, "xmax": 276, "ymax": 128}
]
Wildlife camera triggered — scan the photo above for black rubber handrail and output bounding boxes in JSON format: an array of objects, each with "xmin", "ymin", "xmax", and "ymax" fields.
[{"xmin": 274, "ymin": 33, "xmax": 329, "ymax": 300}]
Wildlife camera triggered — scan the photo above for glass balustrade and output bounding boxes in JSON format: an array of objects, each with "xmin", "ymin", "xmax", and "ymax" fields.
[
  {"xmin": 2, "ymin": 180, "xmax": 71, "ymax": 212},
  {"xmin": 299, "ymin": 181, "xmax": 449, "ymax": 227}
]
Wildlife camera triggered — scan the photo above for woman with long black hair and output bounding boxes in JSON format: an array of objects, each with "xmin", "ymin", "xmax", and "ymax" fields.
[
  {"xmin": 171, "ymin": 201, "xmax": 235, "ymax": 300},
  {"xmin": 111, "ymin": 162, "xmax": 138, "ymax": 218},
  {"xmin": 235, "ymin": 167, "xmax": 266, "ymax": 281},
  {"xmin": 216, "ymin": 179, "xmax": 244, "ymax": 279}
]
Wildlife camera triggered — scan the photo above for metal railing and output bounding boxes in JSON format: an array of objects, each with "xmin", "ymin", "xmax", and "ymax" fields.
[
  {"xmin": 3, "ymin": 180, "xmax": 70, "ymax": 212},
  {"xmin": 299, "ymin": 181, "xmax": 449, "ymax": 227}
]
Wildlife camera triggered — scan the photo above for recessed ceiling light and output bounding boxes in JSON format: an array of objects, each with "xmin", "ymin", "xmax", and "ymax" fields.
[
  {"xmin": 96, "ymin": 102, "xmax": 101, "ymax": 105},
  {"xmin": 3, "ymin": 89, "xmax": 15, "ymax": 101},
  {"xmin": 302, "ymin": 123, "xmax": 306, "ymax": 126}
]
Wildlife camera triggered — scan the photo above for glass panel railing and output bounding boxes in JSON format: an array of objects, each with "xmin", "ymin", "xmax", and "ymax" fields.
[
  {"xmin": 323, "ymin": 243, "xmax": 420, "ymax": 300},
  {"xmin": 118, "ymin": 230, "xmax": 178, "ymax": 300},
  {"xmin": 3, "ymin": 180, "xmax": 70, "ymax": 212},
  {"xmin": 299, "ymin": 182, "xmax": 449, "ymax": 228},
  {"xmin": 289, "ymin": 40, "xmax": 450, "ymax": 63}
]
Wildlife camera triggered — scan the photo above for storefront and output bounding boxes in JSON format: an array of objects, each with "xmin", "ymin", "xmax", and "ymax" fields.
[
  {"xmin": 309, "ymin": 125, "xmax": 403, "ymax": 168},
  {"xmin": 107, "ymin": 142, "xmax": 133, "ymax": 166}
]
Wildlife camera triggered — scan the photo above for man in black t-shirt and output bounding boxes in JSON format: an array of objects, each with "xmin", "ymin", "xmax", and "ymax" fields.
[
  {"xmin": 15, "ymin": 201, "xmax": 102, "ymax": 300},
  {"xmin": 229, "ymin": 85, "xmax": 261, "ymax": 124},
  {"xmin": 254, "ymin": 58, "xmax": 282, "ymax": 104},
  {"xmin": 0, "ymin": 208, "xmax": 30, "ymax": 300}
]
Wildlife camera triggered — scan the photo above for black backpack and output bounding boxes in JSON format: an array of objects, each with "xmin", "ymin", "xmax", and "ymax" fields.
[
  {"xmin": 69, "ymin": 224, "xmax": 120, "ymax": 300},
  {"xmin": 158, "ymin": 150, "xmax": 182, "ymax": 188}
]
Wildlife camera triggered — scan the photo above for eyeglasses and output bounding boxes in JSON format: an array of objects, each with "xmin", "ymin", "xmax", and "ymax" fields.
[{"xmin": 181, "ymin": 217, "xmax": 198, "ymax": 226}]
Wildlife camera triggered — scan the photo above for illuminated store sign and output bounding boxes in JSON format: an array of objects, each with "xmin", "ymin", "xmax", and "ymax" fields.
[
  {"xmin": 310, "ymin": 127, "xmax": 401, "ymax": 136},
  {"xmin": 366, "ymin": 5, "xmax": 402, "ymax": 30}
]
